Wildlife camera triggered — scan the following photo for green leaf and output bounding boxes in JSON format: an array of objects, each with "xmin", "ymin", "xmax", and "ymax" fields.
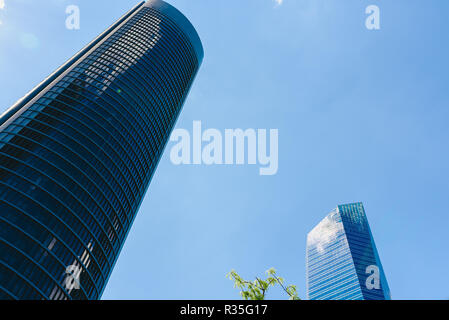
[{"xmin": 228, "ymin": 268, "xmax": 301, "ymax": 301}]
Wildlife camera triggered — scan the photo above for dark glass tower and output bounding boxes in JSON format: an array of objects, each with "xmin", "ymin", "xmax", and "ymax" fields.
[
  {"xmin": 0, "ymin": 0, "xmax": 203, "ymax": 300},
  {"xmin": 306, "ymin": 203, "xmax": 391, "ymax": 300}
]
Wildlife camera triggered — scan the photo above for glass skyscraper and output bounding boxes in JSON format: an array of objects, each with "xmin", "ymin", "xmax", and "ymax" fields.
[
  {"xmin": 306, "ymin": 202, "xmax": 391, "ymax": 300},
  {"xmin": 0, "ymin": 0, "xmax": 203, "ymax": 300}
]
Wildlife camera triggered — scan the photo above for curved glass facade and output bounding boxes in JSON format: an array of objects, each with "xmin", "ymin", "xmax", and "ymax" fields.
[
  {"xmin": 0, "ymin": 0, "xmax": 203, "ymax": 300},
  {"xmin": 306, "ymin": 203, "xmax": 391, "ymax": 300}
]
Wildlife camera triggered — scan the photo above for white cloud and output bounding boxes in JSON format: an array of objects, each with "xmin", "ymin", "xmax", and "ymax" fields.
[
  {"xmin": 0, "ymin": 1, "xmax": 4, "ymax": 26},
  {"xmin": 274, "ymin": 0, "xmax": 283, "ymax": 6},
  {"xmin": 307, "ymin": 210, "xmax": 343, "ymax": 254}
]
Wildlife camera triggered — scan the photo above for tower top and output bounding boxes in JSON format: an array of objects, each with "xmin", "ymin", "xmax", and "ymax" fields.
[{"xmin": 144, "ymin": 0, "xmax": 204, "ymax": 63}]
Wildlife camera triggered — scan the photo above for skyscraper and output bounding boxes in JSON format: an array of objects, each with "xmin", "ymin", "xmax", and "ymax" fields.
[
  {"xmin": 306, "ymin": 202, "xmax": 391, "ymax": 300},
  {"xmin": 0, "ymin": 0, "xmax": 203, "ymax": 300}
]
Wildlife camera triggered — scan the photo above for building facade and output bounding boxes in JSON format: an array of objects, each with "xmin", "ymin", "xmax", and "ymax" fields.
[
  {"xmin": 0, "ymin": 0, "xmax": 203, "ymax": 300},
  {"xmin": 306, "ymin": 202, "xmax": 391, "ymax": 300}
]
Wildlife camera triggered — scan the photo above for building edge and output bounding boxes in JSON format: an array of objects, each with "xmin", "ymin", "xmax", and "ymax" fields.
[{"xmin": 0, "ymin": 2, "xmax": 146, "ymax": 129}]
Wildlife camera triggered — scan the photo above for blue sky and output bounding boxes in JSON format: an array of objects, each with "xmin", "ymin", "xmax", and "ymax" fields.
[{"xmin": 1, "ymin": 0, "xmax": 449, "ymax": 300}]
